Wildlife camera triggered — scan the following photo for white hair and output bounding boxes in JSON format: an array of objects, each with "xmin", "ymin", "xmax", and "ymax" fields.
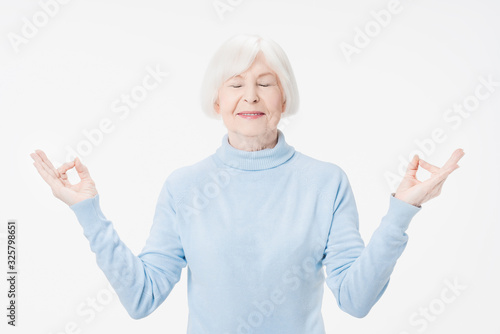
[{"xmin": 200, "ymin": 34, "xmax": 300, "ymax": 120}]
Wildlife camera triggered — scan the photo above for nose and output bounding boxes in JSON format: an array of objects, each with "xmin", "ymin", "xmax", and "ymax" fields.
[{"xmin": 243, "ymin": 84, "xmax": 259, "ymax": 103}]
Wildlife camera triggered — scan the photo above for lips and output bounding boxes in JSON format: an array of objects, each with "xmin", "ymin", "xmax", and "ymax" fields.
[
  {"xmin": 237, "ymin": 112, "xmax": 265, "ymax": 119},
  {"xmin": 237, "ymin": 112, "xmax": 265, "ymax": 115}
]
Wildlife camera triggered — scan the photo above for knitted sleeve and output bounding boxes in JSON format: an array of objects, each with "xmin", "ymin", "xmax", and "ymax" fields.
[
  {"xmin": 69, "ymin": 178, "xmax": 187, "ymax": 319},
  {"xmin": 322, "ymin": 168, "xmax": 421, "ymax": 318}
]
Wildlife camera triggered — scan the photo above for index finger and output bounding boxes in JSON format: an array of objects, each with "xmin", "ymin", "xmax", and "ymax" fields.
[{"xmin": 442, "ymin": 148, "xmax": 465, "ymax": 170}]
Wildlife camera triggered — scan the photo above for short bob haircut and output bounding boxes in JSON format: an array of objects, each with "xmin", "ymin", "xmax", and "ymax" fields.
[{"xmin": 200, "ymin": 34, "xmax": 300, "ymax": 120}]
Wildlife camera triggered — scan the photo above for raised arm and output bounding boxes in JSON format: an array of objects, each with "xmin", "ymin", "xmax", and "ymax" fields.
[
  {"xmin": 30, "ymin": 150, "xmax": 186, "ymax": 319},
  {"xmin": 323, "ymin": 148, "xmax": 464, "ymax": 318},
  {"xmin": 69, "ymin": 179, "xmax": 186, "ymax": 319},
  {"xmin": 322, "ymin": 168, "xmax": 421, "ymax": 318}
]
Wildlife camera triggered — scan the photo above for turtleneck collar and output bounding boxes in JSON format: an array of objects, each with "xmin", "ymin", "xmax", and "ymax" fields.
[{"xmin": 214, "ymin": 129, "xmax": 296, "ymax": 171}]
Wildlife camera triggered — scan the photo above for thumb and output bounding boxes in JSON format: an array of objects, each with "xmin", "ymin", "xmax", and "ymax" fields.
[{"xmin": 74, "ymin": 157, "xmax": 91, "ymax": 179}]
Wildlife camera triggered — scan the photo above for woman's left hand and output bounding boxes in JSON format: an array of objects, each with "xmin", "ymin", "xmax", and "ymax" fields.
[{"xmin": 394, "ymin": 148, "xmax": 465, "ymax": 207}]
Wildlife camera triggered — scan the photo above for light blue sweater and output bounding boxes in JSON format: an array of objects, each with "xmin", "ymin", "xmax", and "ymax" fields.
[{"xmin": 69, "ymin": 129, "xmax": 421, "ymax": 333}]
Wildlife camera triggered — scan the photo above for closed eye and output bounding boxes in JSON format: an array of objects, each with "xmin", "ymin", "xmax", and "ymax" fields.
[{"xmin": 229, "ymin": 84, "xmax": 271, "ymax": 88}]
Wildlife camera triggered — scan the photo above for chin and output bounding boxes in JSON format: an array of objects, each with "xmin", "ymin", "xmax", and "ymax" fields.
[{"xmin": 231, "ymin": 127, "xmax": 265, "ymax": 136}]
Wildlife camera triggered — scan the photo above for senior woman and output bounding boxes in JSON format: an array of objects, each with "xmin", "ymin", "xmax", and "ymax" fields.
[{"xmin": 30, "ymin": 34, "xmax": 464, "ymax": 333}]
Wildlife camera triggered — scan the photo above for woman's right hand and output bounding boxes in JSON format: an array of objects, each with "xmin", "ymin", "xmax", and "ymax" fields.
[{"xmin": 30, "ymin": 149, "xmax": 98, "ymax": 207}]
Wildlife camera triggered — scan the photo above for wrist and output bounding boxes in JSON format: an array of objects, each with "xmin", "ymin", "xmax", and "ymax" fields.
[{"xmin": 392, "ymin": 192, "xmax": 422, "ymax": 208}]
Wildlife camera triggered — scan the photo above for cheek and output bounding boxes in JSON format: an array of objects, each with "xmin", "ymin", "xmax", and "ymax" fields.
[
  {"xmin": 265, "ymin": 89, "xmax": 284, "ymax": 110},
  {"xmin": 218, "ymin": 90, "xmax": 239, "ymax": 110}
]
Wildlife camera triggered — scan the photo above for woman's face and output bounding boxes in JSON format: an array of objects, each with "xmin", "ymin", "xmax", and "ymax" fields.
[{"xmin": 214, "ymin": 51, "xmax": 286, "ymax": 139}]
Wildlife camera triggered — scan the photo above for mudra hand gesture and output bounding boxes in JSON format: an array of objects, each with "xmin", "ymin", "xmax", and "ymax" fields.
[
  {"xmin": 30, "ymin": 149, "xmax": 98, "ymax": 207},
  {"xmin": 29, "ymin": 148, "xmax": 464, "ymax": 208},
  {"xmin": 394, "ymin": 148, "xmax": 465, "ymax": 207}
]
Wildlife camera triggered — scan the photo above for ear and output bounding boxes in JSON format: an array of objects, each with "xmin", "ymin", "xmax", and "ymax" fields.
[
  {"xmin": 282, "ymin": 100, "xmax": 286, "ymax": 113},
  {"xmin": 214, "ymin": 100, "xmax": 220, "ymax": 114}
]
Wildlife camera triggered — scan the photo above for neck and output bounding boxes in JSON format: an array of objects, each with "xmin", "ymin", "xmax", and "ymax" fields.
[
  {"xmin": 215, "ymin": 129, "xmax": 295, "ymax": 171},
  {"xmin": 227, "ymin": 129, "xmax": 279, "ymax": 152}
]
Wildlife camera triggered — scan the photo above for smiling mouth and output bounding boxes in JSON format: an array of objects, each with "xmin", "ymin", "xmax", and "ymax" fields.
[
  {"xmin": 237, "ymin": 112, "xmax": 265, "ymax": 119},
  {"xmin": 237, "ymin": 112, "xmax": 265, "ymax": 116}
]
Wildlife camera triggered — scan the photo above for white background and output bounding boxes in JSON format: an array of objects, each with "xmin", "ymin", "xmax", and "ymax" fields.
[{"xmin": 1, "ymin": 0, "xmax": 499, "ymax": 333}]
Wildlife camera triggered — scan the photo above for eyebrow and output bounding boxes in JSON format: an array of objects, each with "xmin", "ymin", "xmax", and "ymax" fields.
[{"xmin": 233, "ymin": 72, "xmax": 275, "ymax": 79}]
